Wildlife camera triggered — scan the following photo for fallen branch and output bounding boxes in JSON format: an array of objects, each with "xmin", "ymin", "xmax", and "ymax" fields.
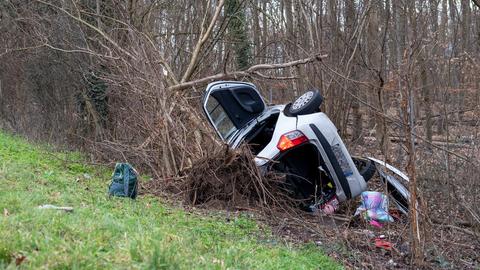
[
  {"xmin": 431, "ymin": 218, "xmax": 476, "ymax": 228},
  {"xmin": 360, "ymin": 136, "xmax": 473, "ymax": 148},
  {"xmin": 438, "ymin": 224, "xmax": 477, "ymax": 237},
  {"xmin": 252, "ymin": 72, "xmax": 298, "ymax": 80},
  {"xmin": 169, "ymin": 54, "xmax": 327, "ymax": 91},
  {"xmin": 417, "ymin": 107, "xmax": 477, "ymax": 121}
]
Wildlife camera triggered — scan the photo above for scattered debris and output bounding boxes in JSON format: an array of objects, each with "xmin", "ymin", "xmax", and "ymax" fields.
[
  {"xmin": 15, "ymin": 254, "xmax": 26, "ymax": 266},
  {"xmin": 360, "ymin": 229, "xmax": 375, "ymax": 239},
  {"xmin": 38, "ymin": 204, "xmax": 74, "ymax": 212},
  {"xmin": 374, "ymin": 238, "xmax": 394, "ymax": 251},
  {"xmin": 387, "ymin": 259, "xmax": 398, "ymax": 267},
  {"xmin": 320, "ymin": 195, "xmax": 340, "ymax": 215},
  {"xmin": 355, "ymin": 191, "xmax": 393, "ymax": 225}
]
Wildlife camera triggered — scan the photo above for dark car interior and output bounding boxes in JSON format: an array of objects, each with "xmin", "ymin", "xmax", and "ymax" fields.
[
  {"xmin": 244, "ymin": 112, "xmax": 279, "ymax": 155},
  {"xmin": 244, "ymin": 116, "xmax": 337, "ymax": 208},
  {"xmin": 272, "ymin": 143, "xmax": 336, "ymax": 208}
]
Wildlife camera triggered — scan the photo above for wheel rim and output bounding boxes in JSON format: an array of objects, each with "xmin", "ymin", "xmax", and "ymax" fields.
[{"xmin": 291, "ymin": 91, "xmax": 314, "ymax": 110}]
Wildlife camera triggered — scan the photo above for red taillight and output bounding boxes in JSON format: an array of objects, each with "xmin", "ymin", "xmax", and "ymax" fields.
[{"xmin": 277, "ymin": 130, "xmax": 308, "ymax": 151}]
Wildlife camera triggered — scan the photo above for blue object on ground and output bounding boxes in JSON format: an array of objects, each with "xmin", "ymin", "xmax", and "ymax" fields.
[{"xmin": 108, "ymin": 163, "xmax": 138, "ymax": 199}]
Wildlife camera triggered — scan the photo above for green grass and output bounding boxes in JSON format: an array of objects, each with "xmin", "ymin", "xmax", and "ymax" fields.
[{"xmin": 0, "ymin": 132, "xmax": 341, "ymax": 269}]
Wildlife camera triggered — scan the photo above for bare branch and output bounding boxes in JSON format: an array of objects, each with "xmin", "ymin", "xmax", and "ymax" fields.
[
  {"xmin": 43, "ymin": 43, "xmax": 121, "ymax": 60},
  {"xmin": 35, "ymin": 0, "xmax": 136, "ymax": 60},
  {"xmin": 180, "ymin": 0, "xmax": 225, "ymax": 83},
  {"xmin": 244, "ymin": 54, "xmax": 326, "ymax": 72},
  {"xmin": 0, "ymin": 44, "xmax": 45, "ymax": 58},
  {"xmin": 252, "ymin": 72, "xmax": 298, "ymax": 80},
  {"xmin": 170, "ymin": 54, "xmax": 327, "ymax": 91}
]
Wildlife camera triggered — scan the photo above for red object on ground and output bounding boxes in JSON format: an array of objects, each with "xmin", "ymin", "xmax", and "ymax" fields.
[
  {"xmin": 320, "ymin": 195, "xmax": 339, "ymax": 215},
  {"xmin": 374, "ymin": 238, "xmax": 393, "ymax": 251}
]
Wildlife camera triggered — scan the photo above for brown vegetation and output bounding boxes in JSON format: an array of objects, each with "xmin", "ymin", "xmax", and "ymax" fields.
[{"xmin": 1, "ymin": 0, "xmax": 479, "ymax": 268}]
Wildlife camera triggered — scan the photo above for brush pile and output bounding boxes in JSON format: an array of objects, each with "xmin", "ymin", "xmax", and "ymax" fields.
[
  {"xmin": 143, "ymin": 145, "xmax": 295, "ymax": 209},
  {"xmin": 182, "ymin": 146, "xmax": 267, "ymax": 206}
]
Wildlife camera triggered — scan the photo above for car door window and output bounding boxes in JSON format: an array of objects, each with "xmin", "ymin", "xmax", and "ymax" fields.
[
  {"xmin": 206, "ymin": 97, "xmax": 237, "ymax": 139},
  {"xmin": 203, "ymin": 82, "xmax": 266, "ymax": 142}
]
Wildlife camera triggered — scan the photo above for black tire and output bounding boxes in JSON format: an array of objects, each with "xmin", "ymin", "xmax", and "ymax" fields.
[
  {"xmin": 288, "ymin": 90, "xmax": 323, "ymax": 116},
  {"xmin": 352, "ymin": 157, "xmax": 376, "ymax": 182}
]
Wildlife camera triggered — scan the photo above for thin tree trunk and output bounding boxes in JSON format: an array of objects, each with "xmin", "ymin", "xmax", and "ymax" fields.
[{"xmin": 420, "ymin": 57, "xmax": 433, "ymax": 143}]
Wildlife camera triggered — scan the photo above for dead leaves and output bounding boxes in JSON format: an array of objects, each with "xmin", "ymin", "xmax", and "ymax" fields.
[{"xmin": 15, "ymin": 254, "xmax": 26, "ymax": 266}]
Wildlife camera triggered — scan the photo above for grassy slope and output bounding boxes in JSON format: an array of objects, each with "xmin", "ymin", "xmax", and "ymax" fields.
[{"xmin": 0, "ymin": 132, "xmax": 341, "ymax": 269}]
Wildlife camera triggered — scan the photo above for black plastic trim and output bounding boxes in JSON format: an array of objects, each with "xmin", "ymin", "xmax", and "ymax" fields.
[
  {"xmin": 283, "ymin": 103, "xmax": 295, "ymax": 117},
  {"xmin": 309, "ymin": 124, "xmax": 352, "ymax": 199},
  {"xmin": 271, "ymin": 141, "xmax": 310, "ymax": 161},
  {"xmin": 208, "ymin": 85, "xmax": 265, "ymax": 129}
]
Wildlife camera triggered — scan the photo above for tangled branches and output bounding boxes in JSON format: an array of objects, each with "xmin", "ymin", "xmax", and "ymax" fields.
[{"xmin": 142, "ymin": 145, "xmax": 296, "ymax": 211}]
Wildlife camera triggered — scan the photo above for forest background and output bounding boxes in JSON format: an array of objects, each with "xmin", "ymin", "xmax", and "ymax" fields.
[{"xmin": 1, "ymin": 0, "xmax": 479, "ymax": 268}]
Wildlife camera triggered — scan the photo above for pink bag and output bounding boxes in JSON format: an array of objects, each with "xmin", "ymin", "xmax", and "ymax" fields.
[{"xmin": 354, "ymin": 191, "xmax": 393, "ymax": 224}]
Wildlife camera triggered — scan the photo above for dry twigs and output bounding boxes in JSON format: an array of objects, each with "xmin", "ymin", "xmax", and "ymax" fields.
[{"xmin": 143, "ymin": 145, "xmax": 297, "ymax": 211}]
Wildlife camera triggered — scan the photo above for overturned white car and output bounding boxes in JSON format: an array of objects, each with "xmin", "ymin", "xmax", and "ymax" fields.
[{"xmin": 202, "ymin": 81, "xmax": 410, "ymax": 213}]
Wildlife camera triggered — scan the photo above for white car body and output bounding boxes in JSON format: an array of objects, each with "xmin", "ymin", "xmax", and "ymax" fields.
[{"xmin": 202, "ymin": 81, "xmax": 367, "ymax": 203}]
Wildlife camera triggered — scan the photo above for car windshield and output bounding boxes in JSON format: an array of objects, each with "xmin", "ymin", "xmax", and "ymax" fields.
[{"xmin": 206, "ymin": 97, "xmax": 237, "ymax": 140}]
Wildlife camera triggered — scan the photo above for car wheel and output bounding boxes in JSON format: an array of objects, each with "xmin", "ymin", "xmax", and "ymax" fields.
[
  {"xmin": 352, "ymin": 157, "xmax": 376, "ymax": 182},
  {"xmin": 288, "ymin": 90, "xmax": 323, "ymax": 116}
]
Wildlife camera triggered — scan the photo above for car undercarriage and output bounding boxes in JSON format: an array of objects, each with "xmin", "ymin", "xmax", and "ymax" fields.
[{"xmin": 202, "ymin": 81, "xmax": 410, "ymax": 214}]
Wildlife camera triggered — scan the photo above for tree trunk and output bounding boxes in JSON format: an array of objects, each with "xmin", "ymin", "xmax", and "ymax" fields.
[
  {"xmin": 420, "ymin": 57, "xmax": 433, "ymax": 143},
  {"xmin": 226, "ymin": 0, "xmax": 251, "ymax": 70}
]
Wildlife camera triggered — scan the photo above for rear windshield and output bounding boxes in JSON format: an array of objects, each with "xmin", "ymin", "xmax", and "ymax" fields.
[{"xmin": 206, "ymin": 97, "xmax": 237, "ymax": 139}]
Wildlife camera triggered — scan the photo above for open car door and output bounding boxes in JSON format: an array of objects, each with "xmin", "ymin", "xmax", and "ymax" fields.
[
  {"xmin": 368, "ymin": 157, "xmax": 411, "ymax": 214},
  {"xmin": 202, "ymin": 81, "xmax": 266, "ymax": 142}
]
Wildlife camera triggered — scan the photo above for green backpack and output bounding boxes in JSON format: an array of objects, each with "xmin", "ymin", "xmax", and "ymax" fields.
[{"xmin": 108, "ymin": 163, "xmax": 138, "ymax": 199}]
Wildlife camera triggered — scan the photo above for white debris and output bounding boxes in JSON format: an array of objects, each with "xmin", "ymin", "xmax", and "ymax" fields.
[{"xmin": 38, "ymin": 204, "xmax": 74, "ymax": 212}]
